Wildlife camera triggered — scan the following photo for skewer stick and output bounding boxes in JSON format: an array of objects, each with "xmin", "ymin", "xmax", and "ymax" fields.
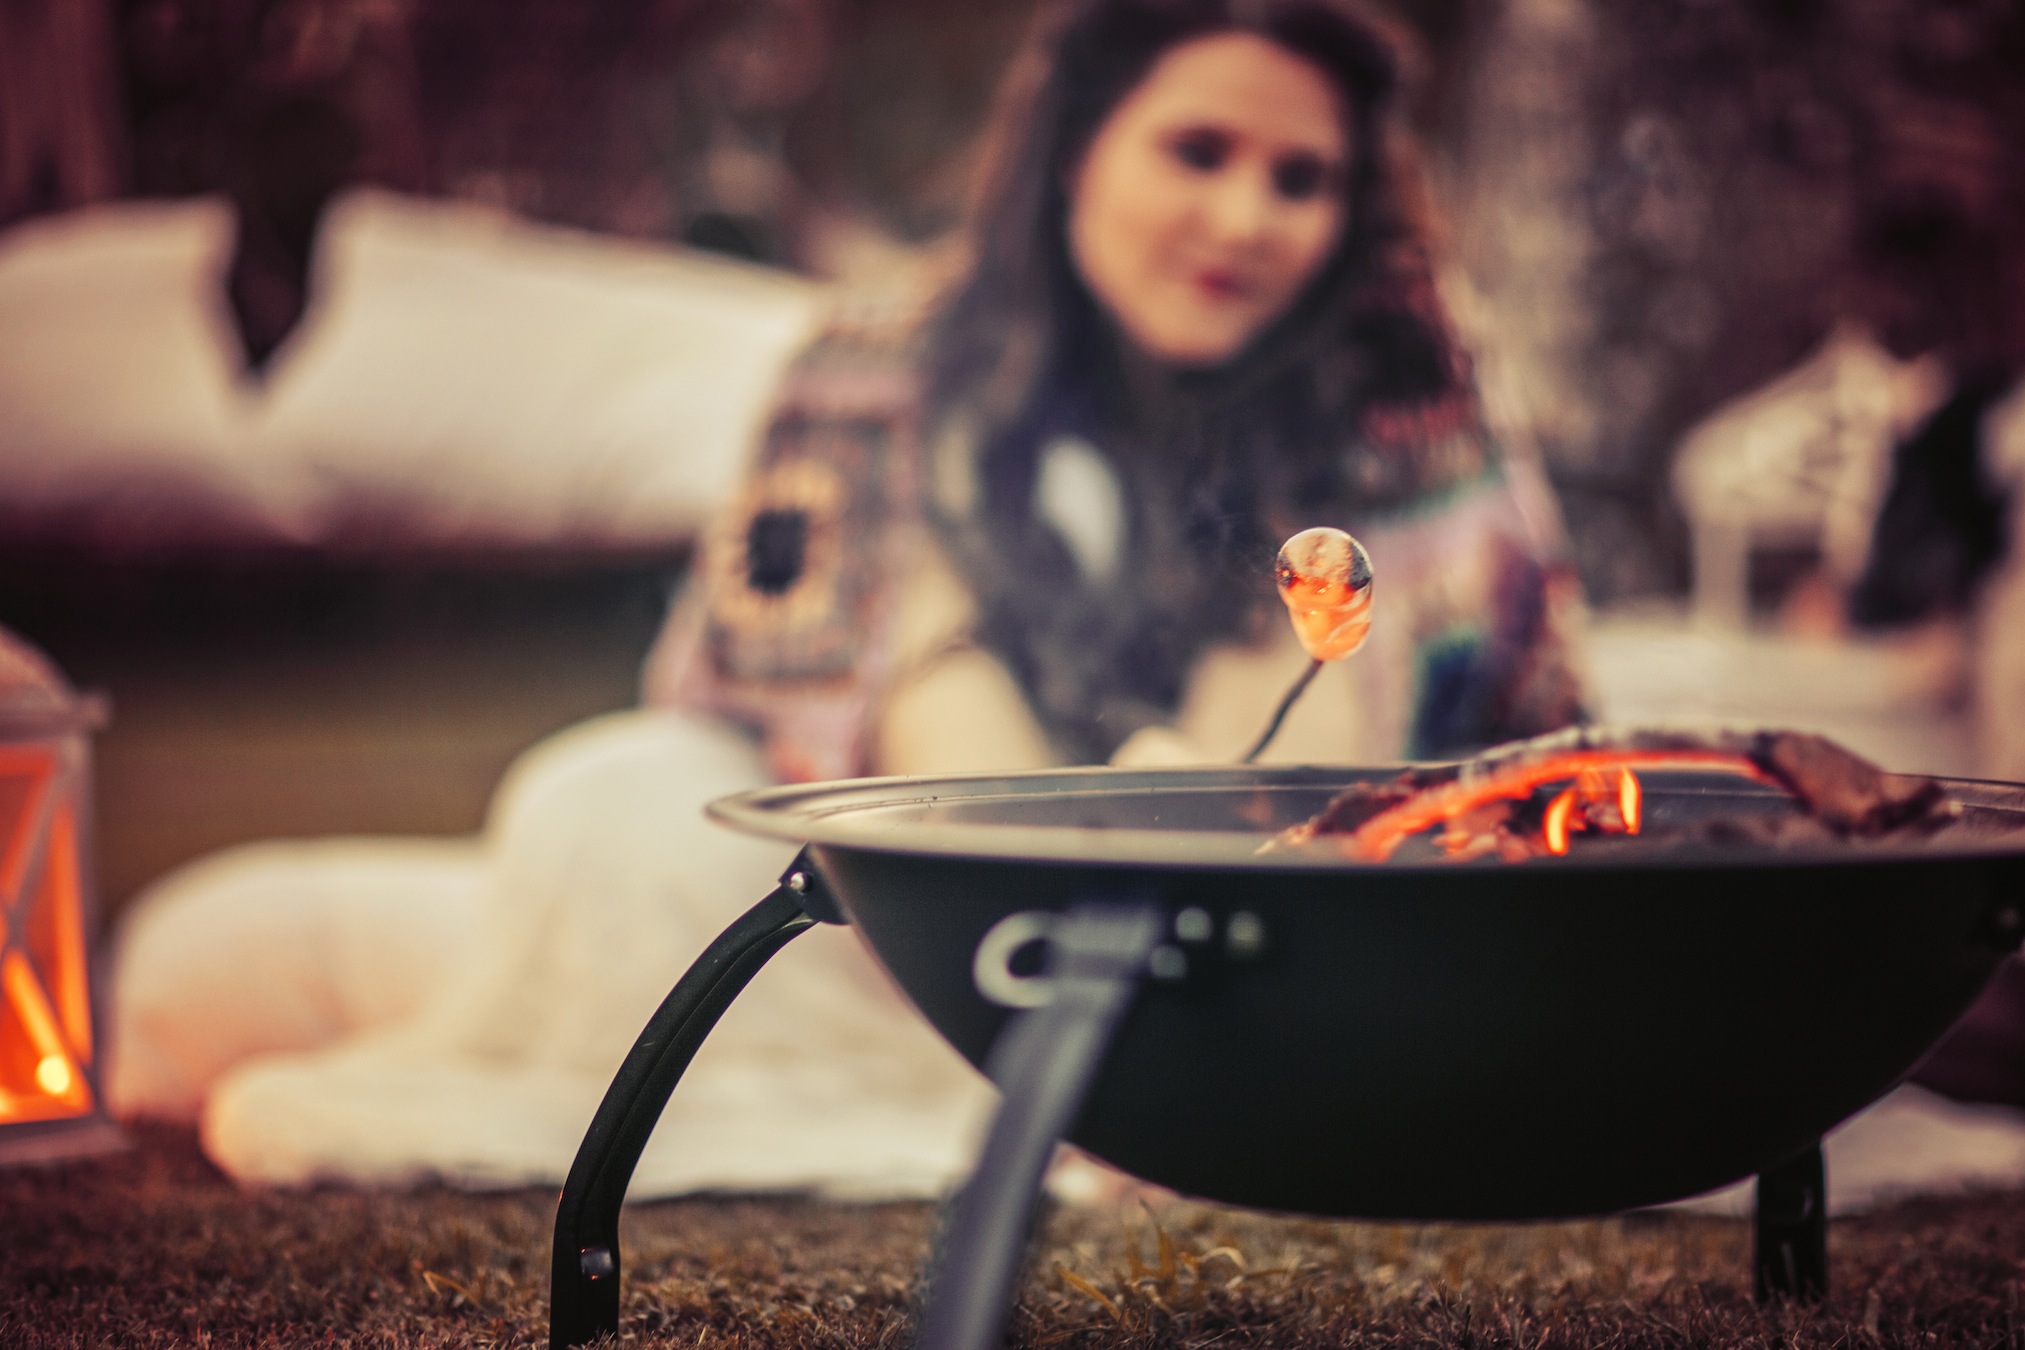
[{"xmin": 1241, "ymin": 657, "xmax": 1322, "ymax": 763}]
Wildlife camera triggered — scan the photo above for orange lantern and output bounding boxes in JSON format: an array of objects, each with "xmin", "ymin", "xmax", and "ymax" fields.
[{"xmin": 0, "ymin": 624, "xmax": 118, "ymax": 1164}]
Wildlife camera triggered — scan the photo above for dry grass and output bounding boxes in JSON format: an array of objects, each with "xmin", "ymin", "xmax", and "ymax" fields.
[{"xmin": 5, "ymin": 1124, "xmax": 2025, "ymax": 1348}]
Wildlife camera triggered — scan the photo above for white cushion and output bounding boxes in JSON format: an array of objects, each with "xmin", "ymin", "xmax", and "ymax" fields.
[
  {"xmin": 0, "ymin": 198, "xmax": 319, "ymax": 542},
  {"xmin": 257, "ymin": 190, "xmax": 825, "ymax": 547}
]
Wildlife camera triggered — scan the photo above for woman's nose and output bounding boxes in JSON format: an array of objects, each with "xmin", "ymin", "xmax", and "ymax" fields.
[{"xmin": 1203, "ymin": 165, "xmax": 1275, "ymax": 247}]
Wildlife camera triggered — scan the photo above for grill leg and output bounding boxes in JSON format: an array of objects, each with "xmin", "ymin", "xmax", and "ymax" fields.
[
  {"xmin": 1754, "ymin": 1139, "xmax": 1827, "ymax": 1301},
  {"xmin": 914, "ymin": 904, "xmax": 1164, "ymax": 1350},
  {"xmin": 549, "ymin": 851, "xmax": 836, "ymax": 1350}
]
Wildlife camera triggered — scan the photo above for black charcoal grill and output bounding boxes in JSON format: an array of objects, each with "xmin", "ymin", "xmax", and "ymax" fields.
[{"xmin": 549, "ymin": 763, "xmax": 2025, "ymax": 1350}]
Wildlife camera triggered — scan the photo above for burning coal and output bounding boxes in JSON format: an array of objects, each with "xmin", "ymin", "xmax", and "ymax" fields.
[{"xmin": 1270, "ymin": 726, "xmax": 1963, "ymax": 862}]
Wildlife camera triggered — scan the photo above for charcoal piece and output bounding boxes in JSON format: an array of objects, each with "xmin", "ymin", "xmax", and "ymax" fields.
[
  {"xmin": 1746, "ymin": 731, "xmax": 1949, "ymax": 836},
  {"xmin": 1276, "ymin": 763, "xmax": 1458, "ymax": 845},
  {"xmin": 1285, "ymin": 782, "xmax": 1415, "ymax": 840}
]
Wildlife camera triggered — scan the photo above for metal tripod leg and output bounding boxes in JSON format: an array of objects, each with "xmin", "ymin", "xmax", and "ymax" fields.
[
  {"xmin": 914, "ymin": 904, "xmax": 1165, "ymax": 1350},
  {"xmin": 549, "ymin": 851, "xmax": 839, "ymax": 1350},
  {"xmin": 1754, "ymin": 1139, "xmax": 1827, "ymax": 1301}
]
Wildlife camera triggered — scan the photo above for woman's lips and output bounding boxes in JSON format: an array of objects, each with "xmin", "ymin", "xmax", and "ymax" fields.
[{"xmin": 1193, "ymin": 268, "xmax": 1253, "ymax": 302}]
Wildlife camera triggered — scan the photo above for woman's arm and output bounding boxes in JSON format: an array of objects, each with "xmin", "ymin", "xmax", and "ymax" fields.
[{"xmin": 872, "ymin": 542, "xmax": 1060, "ymax": 776}]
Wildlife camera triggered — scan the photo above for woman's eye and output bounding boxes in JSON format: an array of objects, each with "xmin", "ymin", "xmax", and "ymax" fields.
[
  {"xmin": 1272, "ymin": 153, "xmax": 1333, "ymax": 201},
  {"xmin": 1169, "ymin": 129, "xmax": 1230, "ymax": 172}
]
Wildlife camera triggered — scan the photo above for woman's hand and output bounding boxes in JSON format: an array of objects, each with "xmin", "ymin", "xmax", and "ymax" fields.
[{"xmin": 875, "ymin": 543, "xmax": 1061, "ymax": 776}]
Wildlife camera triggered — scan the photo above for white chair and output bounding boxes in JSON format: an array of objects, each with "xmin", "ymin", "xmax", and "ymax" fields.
[{"xmin": 1672, "ymin": 325, "xmax": 1945, "ymax": 627}]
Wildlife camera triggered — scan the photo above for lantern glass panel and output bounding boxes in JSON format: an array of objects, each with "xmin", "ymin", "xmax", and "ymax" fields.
[{"xmin": 0, "ymin": 744, "xmax": 93, "ymax": 1124}]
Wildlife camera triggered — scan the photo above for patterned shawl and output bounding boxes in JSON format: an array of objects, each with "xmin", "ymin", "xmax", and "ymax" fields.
[{"xmin": 646, "ymin": 308, "xmax": 1589, "ymax": 782}]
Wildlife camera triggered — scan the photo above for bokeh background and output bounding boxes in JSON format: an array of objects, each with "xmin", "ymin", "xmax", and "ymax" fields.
[{"xmin": 3, "ymin": 0, "xmax": 2023, "ymax": 919}]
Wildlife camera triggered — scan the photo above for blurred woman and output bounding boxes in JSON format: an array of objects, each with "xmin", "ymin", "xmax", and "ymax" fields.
[
  {"xmin": 111, "ymin": 0, "xmax": 1586, "ymax": 1193},
  {"xmin": 661, "ymin": 0, "xmax": 1584, "ymax": 782}
]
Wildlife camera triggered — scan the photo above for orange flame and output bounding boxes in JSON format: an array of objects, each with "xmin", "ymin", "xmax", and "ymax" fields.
[
  {"xmin": 1542, "ymin": 786, "xmax": 1577, "ymax": 855},
  {"xmin": 1348, "ymin": 750, "xmax": 1772, "ymax": 861}
]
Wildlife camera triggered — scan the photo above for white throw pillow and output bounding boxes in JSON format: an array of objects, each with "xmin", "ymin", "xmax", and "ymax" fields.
[
  {"xmin": 257, "ymin": 190, "xmax": 826, "ymax": 547},
  {"xmin": 0, "ymin": 198, "xmax": 318, "ymax": 542}
]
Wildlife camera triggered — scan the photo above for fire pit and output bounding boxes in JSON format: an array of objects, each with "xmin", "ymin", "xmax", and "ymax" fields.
[{"xmin": 549, "ymin": 761, "xmax": 2025, "ymax": 1350}]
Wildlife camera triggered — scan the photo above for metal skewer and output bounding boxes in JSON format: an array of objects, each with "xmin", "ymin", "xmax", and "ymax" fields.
[{"xmin": 1241, "ymin": 657, "xmax": 1322, "ymax": 763}]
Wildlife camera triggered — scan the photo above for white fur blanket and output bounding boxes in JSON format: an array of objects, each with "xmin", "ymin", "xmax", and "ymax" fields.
[{"xmin": 111, "ymin": 711, "xmax": 993, "ymax": 1197}]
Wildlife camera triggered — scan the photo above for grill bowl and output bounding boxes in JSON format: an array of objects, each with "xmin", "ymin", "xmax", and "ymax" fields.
[{"xmin": 710, "ymin": 764, "xmax": 2025, "ymax": 1220}]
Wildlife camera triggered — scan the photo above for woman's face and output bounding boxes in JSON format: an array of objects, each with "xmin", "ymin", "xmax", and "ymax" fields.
[{"xmin": 1068, "ymin": 32, "xmax": 1350, "ymax": 369}]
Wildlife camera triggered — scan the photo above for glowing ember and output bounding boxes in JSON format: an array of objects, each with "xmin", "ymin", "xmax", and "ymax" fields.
[
  {"xmin": 1536, "ymin": 767, "xmax": 1642, "ymax": 856},
  {"xmin": 1271, "ymin": 726, "xmax": 1958, "ymax": 863},
  {"xmin": 1274, "ymin": 527, "xmax": 1373, "ymax": 662},
  {"xmin": 1346, "ymin": 748, "xmax": 1760, "ymax": 861}
]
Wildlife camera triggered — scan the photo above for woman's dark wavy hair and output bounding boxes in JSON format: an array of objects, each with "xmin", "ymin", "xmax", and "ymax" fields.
[
  {"xmin": 919, "ymin": 0, "xmax": 1474, "ymax": 761},
  {"xmin": 924, "ymin": 0, "xmax": 1462, "ymax": 452}
]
